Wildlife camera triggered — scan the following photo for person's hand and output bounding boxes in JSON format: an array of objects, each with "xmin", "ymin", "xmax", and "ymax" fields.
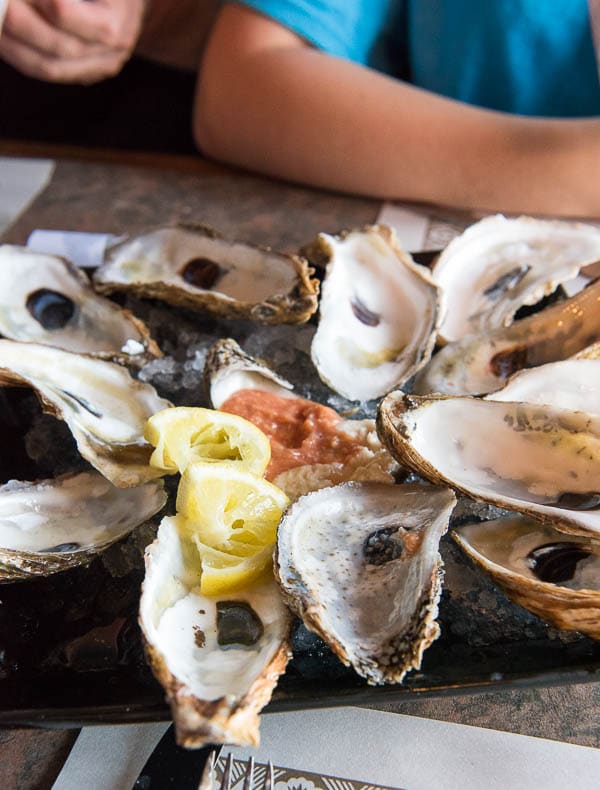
[{"xmin": 0, "ymin": 0, "xmax": 147, "ymax": 84}]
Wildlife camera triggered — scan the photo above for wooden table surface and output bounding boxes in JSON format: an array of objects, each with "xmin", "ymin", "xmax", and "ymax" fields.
[{"xmin": 0, "ymin": 143, "xmax": 598, "ymax": 789}]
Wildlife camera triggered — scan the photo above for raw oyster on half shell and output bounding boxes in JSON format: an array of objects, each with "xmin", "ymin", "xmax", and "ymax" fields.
[
  {"xmin": 453, "ymin": 516, "xmax": 600, "ymax": 639},
  {"xmin": 276, "ymin": 481, "xmax": 457, "ymax": 684},
  {"xmin": 377, "ymin": 391, "xmax": 600, "ymax": 537},
  {"xmin": 0, "ymin": 340, "xmax": 171, "ymax": 487},
  {"xmin": 204, "ymin": 338, "xmax": 400, "ymax": 499},
  {"xmin": 139, "ymin": 516, "xmax": 291, "ymax": 747},
  {"xmin": 0, "ymin": 472, "xmax": 166, "ymax": 581},
  {"xmin": 309, "ymin": 226, "xmax": 442, "ymax": 401},
  {"xmin": 414, "ymin": 278, "xmax": 600, "ymax": 396},
  {"xmin": 94, "ymin": 225, "xmax": 319, "ymax": 324},
  {"xmin": 432, "ymin": 215, "xmax": 600, "ymax": 343},
  {"xmin": 0, "ymin": 245, "xmax": 159, "ymax": 361}
]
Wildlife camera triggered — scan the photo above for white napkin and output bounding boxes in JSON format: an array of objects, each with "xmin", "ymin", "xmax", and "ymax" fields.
[
  {"xmin": 0, "ymin": 158, "xmax": 54, "ymax": 234},
  {"xmin": 52, "ymin": 722, "xmax": 170, "ymax": 790},
  {"xmin": 27, "ymin": 229, "xmax": 120, "ymax": 268},
  {"xmin": 51, "ymin": 707, "xmax": 600, "ymax": 790}
]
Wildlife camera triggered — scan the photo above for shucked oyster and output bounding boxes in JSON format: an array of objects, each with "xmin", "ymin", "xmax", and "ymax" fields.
[
  {"xmin": 0, "ymin": 245, "xmax": 159, "ymax": 361},
  {"xmin": 414, "ymin": 278, "xmax": 600, "ymax": 396},
  {"xmin": 140, "ymin": 516, "xmax": 291, "ymax": 747},
  {"xmin": 0, "ymin": 340, "xmax": 171, "ymax": 487},
  {"xmin": 453, "ymin": 516, "xmax": 600, "ymax": 639},
  {"xmin": 204, "ymin": 338, "xmax": 400, "ymax": 499},
  {"xmin": 94, "ymin": 225, "xmax": 319, "ymax": 324},
  {"xmin": 432, "ymin": 215, "xmax": 600, "ymax": 343},
  {"xmin": 0, "ymin": 472, "xmax": 166, "ymax": 582},
  {"xmin": 309, "ymin": 226, "xmax": 442, "ymax": 401},
  {"xmin": 377, "ymin": 391, "xmax": 600, "ymax": 537},
  {"xmin": 276, "ymin": 482, "xmax": 457, "ymax": 684}
]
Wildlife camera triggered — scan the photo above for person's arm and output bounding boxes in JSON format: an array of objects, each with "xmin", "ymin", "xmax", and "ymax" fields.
[{"xmin": 194, "ymin": 3, "xmax": 600, "ymax": 217}]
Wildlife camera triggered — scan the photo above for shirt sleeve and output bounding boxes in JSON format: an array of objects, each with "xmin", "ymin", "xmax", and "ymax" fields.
[{"xmin": 228, "ymin": 0, "xmax": 401, "ymax": 70}]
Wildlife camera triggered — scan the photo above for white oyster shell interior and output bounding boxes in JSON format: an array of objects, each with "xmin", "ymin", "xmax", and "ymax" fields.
[
  {"xmin": 276, "ymin": 482, "xmax": 456, "ymax": 684},
  {"xmin": 0, "ymin": 245, "xmax": 153, "ymax": 356},
  {"xmin": 0, "ymin": 473, "xmax": 165, "ymax": 554},
  {"xmin": 433, "ymin": 215, "xmax": 600, "ymax": 342},
  {"xmin": 387, "ymin": 394, "xmax": 600, "ymax": 535},
  {"xmin": 454, "ymin": 516, "xmax": 600, "ymax": 592},
  {"xmin": 486, "ymin": 358, "xmax": 600, "ymax": 415},
  {"xmin": 414, "ymin": 278, "xmax": 600, "ymax": 396},
  {"xmin": 140, "ymin": 516, "xmax": 290, "ymax": 746},
  {"xmin": 98, "ymin": 227, "xmax": 301, "ymax": 302},
  {"xmin": 0, "ymin": 340, "xmax": 170, "ymax": 487},
  {"xmin": 310, "ymin": 227, "xmax": 441, "ymax": 401}
]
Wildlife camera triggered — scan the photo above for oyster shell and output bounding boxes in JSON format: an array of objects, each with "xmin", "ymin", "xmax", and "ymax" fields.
[
  {"xmin": 139, "ymin": 515, "xmax": 291, "ymax": 747},
  {"xmin": 0, "ymin": 245, "xmax": 159, "ymax": 361},
  {"xmin": 377, "ymin": 391, "xmax": 600, "ymax": 537},
  {"xmin": 414, "ymin": 278, "xmax": 600, "ymax": 396},
  {"xmin": 309, "ymin": 226, "xmax": 442, "ymax": 401},
  {"xmin": 275, "ymin": 481, "xmax": 457, "ymax": 684},
  {"xmin": 453, "ymin": 516, "xmax": 600, "ymax": 638},
  {"xmin": 204, "ymin": 338, "xmax": 400, "ymax": 499},
  {"xmin": 0, "ymin": 340, "xmax": 171, "ymax": 487},
  {"xmin": 93, "ymin": 225, "xmax": 319, "ymax": 324},
  {"xmin": 486, "ymin": 358, "xmax": 600, "ymax": 415},
  {"xmin": 432, "ymin": 215, "xmax": 600, "ymax": 343},
  {"xmin": 0, "ymin": 472, "xmax": 166, "ymax": 581}
]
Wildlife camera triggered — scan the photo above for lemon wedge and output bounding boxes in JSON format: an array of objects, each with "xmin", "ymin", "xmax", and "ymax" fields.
[
  {"xmin": 192, "ymin": 539, "xmax": 274, "ymax": 595},
  {"xmin": 177, "ymin": 461, "xmax": 289, "ymax": 549},
  {"xmin": 145, "ymin": 406, "xmax": 271, "ymax": 476}
]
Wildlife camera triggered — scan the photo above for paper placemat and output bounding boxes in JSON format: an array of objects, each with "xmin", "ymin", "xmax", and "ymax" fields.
[{"xmin": 52, "ymin": 707, "xmax": 600, "ymax": 790}]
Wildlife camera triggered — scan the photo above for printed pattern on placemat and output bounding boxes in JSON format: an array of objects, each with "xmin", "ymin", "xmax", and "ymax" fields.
[{"xmin": 216, "ymin": 756, "xmax": 405, "ymax": 790}]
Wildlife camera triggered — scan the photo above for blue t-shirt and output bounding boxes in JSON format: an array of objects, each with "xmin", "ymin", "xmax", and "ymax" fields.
[{"xmin": 233, "ymin": 0, "xmax": 600, "ymax": 117}]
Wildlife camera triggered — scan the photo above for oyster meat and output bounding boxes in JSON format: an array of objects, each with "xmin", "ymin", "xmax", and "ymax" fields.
[
  {"xmin": 140, "ymin": 516, "xmax": 291, "ymax": 747},
  {"xmin": 414, "ymin": 278, "xmax": 600, "ymax": 396},
  {"xmin": 0, "ymin": 472, "xmax": 166, "ymax": 581},
  {"xmin": 0, "ymin": 340, "xmax": 171, "ymax": 487},
  {"xmin": 94, "ymin": 225, "xmax": 319, "ymax": 324},
  {"xmin": 453, "ymin": 516, "xmax": 600, "ymax": 639},
  {"xmin": 0, "ymin": 245, "xmax": 159, "ymax": 360},
  {"xmin": 309, "ymin": 226, "xmax": 442, "ymax": 401},
  {"xmin": 377, "ymin": 391, "xmax": 600, "ymax": 537},
  {"xmin": 432, "ymin": 215, "xmax": 600, "ymax": 343},
  {"xmin": 205, "ymin": 338, "xmax": 400, "ymax": 499},
  {"xmin": 276, "ymin": 481, "xmax": 457, "ymax": 684}
]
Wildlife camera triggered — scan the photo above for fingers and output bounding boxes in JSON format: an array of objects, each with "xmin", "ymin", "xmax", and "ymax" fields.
[
  {"xmin": 0, "ymin": 24, "xmax": 128, "ymax": 82},
  {"xmin": 0, "ymin": 0, "xmax": 144, "ymax": 82},
  {"xmin": 3, "ymin": 0, "xmax": 101, "ymax": 58},
  {"xmin": 33, "ymin": 0, "xmax": 146, "ymax": 50}
]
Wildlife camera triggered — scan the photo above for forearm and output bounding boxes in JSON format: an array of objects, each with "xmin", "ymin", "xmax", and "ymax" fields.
[{"xmin": 195, "ymin": 8, "xmax": 600, "ymax": 216}]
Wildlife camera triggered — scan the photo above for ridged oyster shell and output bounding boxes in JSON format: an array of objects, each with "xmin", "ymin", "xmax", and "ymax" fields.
[
  {"xmin": 94, "ymin": 224, "xmax": 319, "ymax": 324},
  {"xmin": 0, "ymin": 472, "xmax": 166, "ymax": 581},
  {"xmin": 204, "ymin": 338, "xmax": 400, "ymax": 499},
  {"xmin": 453, "ymin": 516, "xmax": 600, "ymax": 639},
  {"xmin": 377, "ymin": 391, "xmax": 600, "ymax": 537},
  {"xmin": 414, "ymin": 278, "xmax": 600, "ymax": 396},
  {"xmin": 276, "ymin": 482, "xmax": 456, "ymax": 684},
  {"xmin": 0, "ymin": 340, "xmax": 171, "ymax": 487},
  {"xmin": 0, "ymin": 245, "xmax": 160, "ymax": 361},
  {"xmin": 432, "ymin": 215, "xmax": 600, "ymax": 343},
  {"xmin": 140, "ymin": 516, "xmax": 291, "ymax": 747},
  {"xmin": 309, "ymin": 226, "xmax": 442, "ymax": 401}
]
